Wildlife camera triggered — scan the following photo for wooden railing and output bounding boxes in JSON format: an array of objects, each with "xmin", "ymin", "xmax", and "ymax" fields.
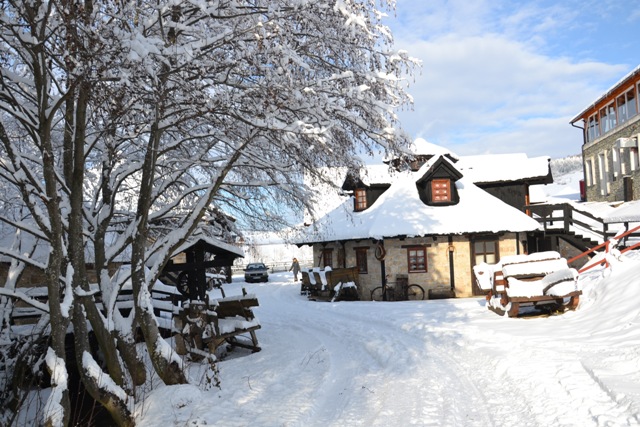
[
  {"xmin": 526, "ymin": 202, "xmax": 640, "ymax": 246},
  {"xmin": 567, "ymin": 224, "xmax": 640, "ymax": 273},
  {"xmin": 6, "ymin": 283, "xmax": 181, "ymax": 331}
]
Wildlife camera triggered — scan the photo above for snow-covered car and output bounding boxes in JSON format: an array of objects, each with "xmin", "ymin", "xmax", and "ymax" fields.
[{"xmin": 244, "ymin": 263, "xmax": 269, "ymax": 283}]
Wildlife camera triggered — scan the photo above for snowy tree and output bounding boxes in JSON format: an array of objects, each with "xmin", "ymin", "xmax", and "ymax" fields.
[{"xmin": 0, "ymin": 0, "xmax": 416, "ymax": 425}]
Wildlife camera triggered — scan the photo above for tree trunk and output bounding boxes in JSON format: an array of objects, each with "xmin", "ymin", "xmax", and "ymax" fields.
[
  {"xmin": 72, "ymin": 301, "xmax": 134, "ymax": 426},
  {"xmin": 65, "ymin": 72, "xmax": 135, "ymax": 422}
]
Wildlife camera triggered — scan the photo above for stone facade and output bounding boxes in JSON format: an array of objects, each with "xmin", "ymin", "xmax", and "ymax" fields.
[
  {"xmin": 312, "ymin": 233, "xmax": 526, "ymax": 300},
  {"xmin": 582, "ymin": 115, "xmax": 640, "ymax": 202}
]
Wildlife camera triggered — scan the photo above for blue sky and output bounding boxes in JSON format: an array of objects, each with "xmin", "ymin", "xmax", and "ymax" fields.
[{"xmin": 386, "ymin": 0, "xmax": 640, "ymax": 159}]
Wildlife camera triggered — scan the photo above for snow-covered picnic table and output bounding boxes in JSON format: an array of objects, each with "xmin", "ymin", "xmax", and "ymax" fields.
[{"xmin": 474, "ymin": 251, "xmax": 581, "ymax": 317}]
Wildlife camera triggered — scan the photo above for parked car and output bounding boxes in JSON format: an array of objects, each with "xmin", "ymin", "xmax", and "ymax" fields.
[{"xmin": 244, "ymin": 263, "xmax": 269, "ymax": 283}]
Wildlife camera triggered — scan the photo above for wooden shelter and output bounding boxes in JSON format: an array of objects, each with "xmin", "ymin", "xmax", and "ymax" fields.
[{"xmin": 161, "ymin": 236, "xmax": 244, "ymax": 301}]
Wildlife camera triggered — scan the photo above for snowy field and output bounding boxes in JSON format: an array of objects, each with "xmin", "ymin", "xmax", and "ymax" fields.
[{"xmin": 135, "ymin": 251, "xmax": 640, "ymax": 427}]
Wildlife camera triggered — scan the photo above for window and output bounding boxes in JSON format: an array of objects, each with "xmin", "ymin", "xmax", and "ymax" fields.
[
  {"xmin": 617, "ymin": 87, "xmax": 638, "ymax": 124},
  {"xmin": 354, "ymin": 188, "xmax": 367, "ymax": 211},
  {"xmin": 431, "ymin": 179, "xmax": 451, "ymax": 203},
  {"xmin": 599, "ymin": 103, "xmax": 616, "ymax": 134},
  {"xmin": 355, "ymin": 248, "xmax": 368, "ymax": 274},
  {"xmin": 407, "ymin": 246, "xmax": 427, "ymax": 272},
  {"xmin": 612, "ymin": 148, "xmax": 620, "ymax": 179},
  {"xmin": 587, "ymin": 114, "xmax": 600, "ymax": 142},
  {"xmin": 472, "ymin": 239, "xmax": 498, "ymax": 265},
  {"xmin": 585, "ymin": 159, "xmax": 593, "ymax": 186},
  {"xmin": 598, "ymin": 151, "xmax": 609, "ymax": 196},
  {"xmin": 322, "ymin": 249, "xmax": 333, "ymax": 268},
  {"xmin": 630, "ymin": 89, "xmax": 638, "ymax": 118},
  {"xmin": 631, "ymin": 147, "xmax": 639, "ymax": 172}
]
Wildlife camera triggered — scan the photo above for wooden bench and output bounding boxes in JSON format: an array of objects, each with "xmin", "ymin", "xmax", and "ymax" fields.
[
  {"xmin": 478, "ymin": 251, "xmax": 582, "ymax": 317},
  {"xmin": 300, "ymin": 267, "xmax": 359, "ymax": 301}
]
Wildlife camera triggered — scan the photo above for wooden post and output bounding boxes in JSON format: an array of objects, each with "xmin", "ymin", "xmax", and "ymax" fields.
[
  {"xmin": 563, "ymin": 204, "xmax": 571, "ymax": 233},
  {"xmin": 448, "ymin": 235, "xmax": 455, "ymax": 291}
]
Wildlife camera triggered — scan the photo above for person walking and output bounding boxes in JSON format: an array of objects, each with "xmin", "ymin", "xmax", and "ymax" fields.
[{"xmin": 289, "ymin": 258, "xmax": 301, "ymax": 281}]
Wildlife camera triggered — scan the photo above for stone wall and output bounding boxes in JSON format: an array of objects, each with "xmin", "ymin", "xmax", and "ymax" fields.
[
  {"xmin": 582, "ymin": 116, "xmax": 640, "ymax": 202},
  {"xmin": 312, "ymin": 233, "xmax": 525, "ymax": 300}
]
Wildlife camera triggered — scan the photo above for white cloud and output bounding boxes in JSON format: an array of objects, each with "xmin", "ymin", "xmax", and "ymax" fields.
[{"xmin": 387, "ymin": 0, "xmax": 631, "ymax": 159}]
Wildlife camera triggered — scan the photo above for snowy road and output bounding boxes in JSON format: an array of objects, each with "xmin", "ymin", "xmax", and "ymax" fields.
[
  {"xmin": 137, "ymin": 261, "xmax": 640, "ymax": 427},
  {"xmin": 242, "ymin": 278, "xmax": 496, "ymax": 426}
]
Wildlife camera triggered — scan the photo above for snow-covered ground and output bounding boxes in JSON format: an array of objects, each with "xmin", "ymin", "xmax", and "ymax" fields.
[{"xmin": 135, "ymin": 250, "xmax": 640, "ymax": 427}]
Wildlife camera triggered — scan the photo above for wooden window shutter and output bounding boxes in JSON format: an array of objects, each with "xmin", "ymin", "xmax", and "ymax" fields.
[{"xmin": 431, "ymin": 179, "xmax": 451, "ymax": 203}]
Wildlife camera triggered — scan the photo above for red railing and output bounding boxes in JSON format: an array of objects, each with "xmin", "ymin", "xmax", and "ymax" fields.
[{"xmin": 570, "ymin": 224, "xmax": 640, "ymax": 273}]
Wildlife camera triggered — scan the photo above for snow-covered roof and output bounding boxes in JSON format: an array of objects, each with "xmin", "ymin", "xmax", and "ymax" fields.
[
  {"xmin": 455, "ymin": 153, "xmax": 551, "ymax": 184},
  {"xmin": 602, "ymin": 200, "xmax": 640, "ymax": 223},
  {"xmin": 409, "ymin": 137, "xmax": 460, "ymax": 161},
  {"xmin": 172, "ymin": 234, "xmax": 244, "ymax": 258},
  {"xmin": 371, "ymin": 140, "xmax": 550, "ymax": 187},
  {"xmin": 298, "ymin": 156, "xmax": 541, "ymax": 243},
  {"xmin": 355, "ymin": 164, "xmax": 401, "ymax": 186}
]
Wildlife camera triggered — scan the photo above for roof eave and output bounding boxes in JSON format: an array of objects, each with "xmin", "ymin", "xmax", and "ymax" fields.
[{"xmin": 571, "ymin": 64, "xmax": 640, "ymax": 123}]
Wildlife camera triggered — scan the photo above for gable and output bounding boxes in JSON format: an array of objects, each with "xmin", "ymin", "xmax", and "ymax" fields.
[
  {"xmin": 342, "ymin": 170, "xmax": 392, "ymax": 211},
  {"xmin": 415, "ymin": 157, "xmax": 463, "ymax": 205},
  {"xmin": 341, "ymin": 172, "xmax": 365, "ymax": 192}
]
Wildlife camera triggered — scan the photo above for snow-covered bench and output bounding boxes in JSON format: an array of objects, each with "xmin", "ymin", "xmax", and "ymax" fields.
[
  {"xmin": 475, "ymin": 251, "xmax": 581, "ymax": 317},
  {"xmin": 300, "ymin": 267, "xmax": 359, "ymax": 301}
]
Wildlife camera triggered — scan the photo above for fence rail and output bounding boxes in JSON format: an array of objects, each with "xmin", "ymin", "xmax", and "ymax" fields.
[
  {"xmin": 526, "ymin": 203, "xmax": 640, "ymax": 246},
  {"xmin": 568, "ymin": 224, "xmax": 640, "ymax": 273}
]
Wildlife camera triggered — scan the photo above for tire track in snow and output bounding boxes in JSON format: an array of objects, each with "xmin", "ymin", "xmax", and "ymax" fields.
[
  {"xmin": 315, "ymin": 304, "xmax": 499, "ymax": 426},
  {"xmin": 253, "ymin": 282, "xmax": 497, "ymax": 426},
  {"xmin": 234, "ymin": 280, "xmax": 638, "ymax": 426},
  {"xmin": 468, "ymin": 344, "xmax": 640, "ymax": 427},
  {"xmin": 554, "ymin": 360, "xmax": 640, "ymax": 426}
]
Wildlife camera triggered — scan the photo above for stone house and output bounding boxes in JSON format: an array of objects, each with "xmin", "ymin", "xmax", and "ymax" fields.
[
  {"xmin": 570, "ymin": 64, "xmax": 640, "ymax": 202},
  {"xmin": 297, "ymin": 141, "xmax": 550, "ymax": 300}
]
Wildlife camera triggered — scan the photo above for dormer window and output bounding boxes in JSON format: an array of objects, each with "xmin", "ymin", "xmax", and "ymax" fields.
[
  {"xmin": 354, "ymin": 188, "xmax": 367, "ymax": 211},
  {"xmin": 431, "ymin": 179, "xmax": 451, "ymax": 203},
  {"xmin": 415, "ymin": 156, "xmax": 462, "ymax": 206}
]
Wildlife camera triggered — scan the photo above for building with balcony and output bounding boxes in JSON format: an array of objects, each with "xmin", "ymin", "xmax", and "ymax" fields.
[{"xmin": 571, "ymin": 65, "xmax": 640, "ymax": 202}]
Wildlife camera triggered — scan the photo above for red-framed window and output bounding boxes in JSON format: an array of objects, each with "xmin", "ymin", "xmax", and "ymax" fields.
[
  {"xmin": 354, "ymin": 188, "xmax": 367, "ymax": 211},
  {"xmin": 407, "ymin": 246, "xmax": 427, "ymax": 273},
  {"xmin": 431, "ymin": 179, "xmax": 451, "ymax": 203}
]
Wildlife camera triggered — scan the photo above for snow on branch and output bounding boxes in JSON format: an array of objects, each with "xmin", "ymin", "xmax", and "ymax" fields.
[{"xmin": 0, "ymin": 287, "xmax": 50, "ymax": 314}]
